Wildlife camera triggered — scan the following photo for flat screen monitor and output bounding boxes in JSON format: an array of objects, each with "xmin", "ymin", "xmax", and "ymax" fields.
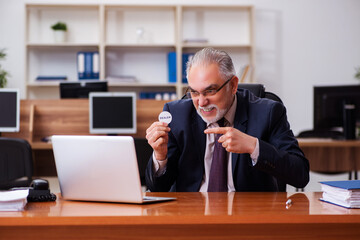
[
  {"xmin": 89, "ymin": 92, "xmax": 137, "ymax": 134},
  {"xmin": 314, "ymin": 85, "xmax": 360, "ymax": 131},
  {"xmin": 0, "ymin": 89, "xmax": 20, "ymax": 132},
  {"xmin": 60, "ymin": 81, "xmax": 108, "ymax": 99}
]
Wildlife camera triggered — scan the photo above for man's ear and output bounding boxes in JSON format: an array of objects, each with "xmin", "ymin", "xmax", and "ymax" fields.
[{"xmin": 231, "ymin": 76, "xmax": 239, "ymax": 94}]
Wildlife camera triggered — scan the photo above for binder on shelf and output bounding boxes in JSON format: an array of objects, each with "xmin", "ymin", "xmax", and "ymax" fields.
[
  {"xmin": 77, "ymin": 52, "xmax": 85, "ymax": 79},
  {"xmin": 84, "ymin": 52, "xmax": 93, "ymax": 79},
  {"xmin": 182, "ymin": 53, "xmax": 194, "ymax": 84},
  {"xmin": 320, "ymin": 180, "xmax": 360, "ymax": 208},
  {"xmin": 77, "ymin": 51, "xmax": 99, "ymax": 80},
  {"xmin": 167, "ymin": 52, "xmax": 194, "ymax": 84},
  {"xmin": 167, "ymin": 52, "xmax": 176, "ymax": 83},
  {"xmin": 92, "ymin": 52, "xmax": 99, "ymax": 79}
]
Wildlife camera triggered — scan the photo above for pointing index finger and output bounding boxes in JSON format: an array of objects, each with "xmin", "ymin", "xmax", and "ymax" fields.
[{"xmin": 204, "ymin": 127, "xmax": 228, "ymax": 135}]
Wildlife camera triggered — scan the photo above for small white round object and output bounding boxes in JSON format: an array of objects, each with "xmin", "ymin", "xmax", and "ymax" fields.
[{"xmin": 158, "ymin": 111, "xmax": 172, "ymax": 124}]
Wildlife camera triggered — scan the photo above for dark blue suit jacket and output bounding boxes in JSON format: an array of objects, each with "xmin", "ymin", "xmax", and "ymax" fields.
[{"xmin": 146, "ymin": 89, "xmax": 309, "ymax": 192}]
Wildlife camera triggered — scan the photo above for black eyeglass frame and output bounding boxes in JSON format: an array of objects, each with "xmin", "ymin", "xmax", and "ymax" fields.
[{"xmin": 183, "ymin": 76, "xmax": 234, "ymax": 99}]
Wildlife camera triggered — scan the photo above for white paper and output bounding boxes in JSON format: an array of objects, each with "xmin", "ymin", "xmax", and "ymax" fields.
[{"xmin": 0, "ymin": 189, "xmax": 29, "ymax": 211}]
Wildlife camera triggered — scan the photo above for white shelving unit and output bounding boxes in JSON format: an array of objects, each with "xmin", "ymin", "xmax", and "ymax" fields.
[{"xmin": 25, "ymin": 4, "xmax": 255, "ymax": 99}]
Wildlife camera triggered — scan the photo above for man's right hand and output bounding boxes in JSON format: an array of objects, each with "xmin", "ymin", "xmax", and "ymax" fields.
[{"xmin": 146, "ymin": 121, "xmax": 171, "ymax": 160}]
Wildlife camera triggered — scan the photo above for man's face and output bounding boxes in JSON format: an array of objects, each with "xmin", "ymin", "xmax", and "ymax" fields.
[{"xmin": 187, "ymin": 63, "xmax": 238, "ymax": 124}]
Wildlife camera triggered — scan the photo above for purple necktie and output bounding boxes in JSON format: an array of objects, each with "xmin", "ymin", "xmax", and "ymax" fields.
[{"xmin": 208, "ymin": 118, "xmax": 228, "ymax": 192}]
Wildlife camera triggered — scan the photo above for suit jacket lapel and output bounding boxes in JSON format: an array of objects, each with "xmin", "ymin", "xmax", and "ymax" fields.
[
  {"xmin": 232, "ymin": 92, "xmax": 248, "ymax": 175},
  {"xmin": 191, "ymin": 111, "xmax": 207, "ymax": 164}
]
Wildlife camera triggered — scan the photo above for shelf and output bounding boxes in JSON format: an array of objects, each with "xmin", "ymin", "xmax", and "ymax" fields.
[
  {"xmin": 108, "ymin": 82, "xmax": 177, "ymax": 87},
  {"xmin": 26, "ymin": 81, "xmax": 178, "ymax": 89},
  {"xmin": 25, "ymin": 4, "xmax": 255, "ymax": 99},
  {"xmin": 26, "ymin": 5, "xmax": 100, "ymax": 44},
  {"xmin": 105, "ymin": 43, "xmax": 176, "ymax": 48},
  {"xmin": 27, "ymin": 81, "xmax": 61, "ymax": 87},
  {"xmin": 105, "ymin": 6, "xmax": 176, "ymax": 45},
  {"xmin": 182, "ymin": 43, "xmax": 252, "ymax": 49},
  {"xmin": 27, "ymin": 43, "xmax": 99, "ymax": 48},
  {"xmin": 181, "ymin": 6, "xmax": 252, "ymax": 46}
]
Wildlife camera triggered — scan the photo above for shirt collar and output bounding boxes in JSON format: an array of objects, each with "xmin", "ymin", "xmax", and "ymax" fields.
[{"xmin": 224, "ymin": 94, "xmax": 237, "ymax": 126}]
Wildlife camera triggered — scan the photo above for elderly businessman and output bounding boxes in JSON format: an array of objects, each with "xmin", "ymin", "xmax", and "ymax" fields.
[{"xmin": 145, "ymin": 47, "xmax": 309, "ymax": 192}]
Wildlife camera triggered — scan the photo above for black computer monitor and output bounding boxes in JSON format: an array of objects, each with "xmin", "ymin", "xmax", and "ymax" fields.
[
  {"xmin": 314, "ymin": 85, "xmax": 360, "ymax": 134},
  {"xmin": 89, "ymin": 92, "xmax": 137, "ymax": 134},
  {"xmin": 60, "ymin": 81, "xmax": 108, "ymax": 99},
  {"xmin": 0, "ymin": 89, "xmax": 20, "ymax": 133}
]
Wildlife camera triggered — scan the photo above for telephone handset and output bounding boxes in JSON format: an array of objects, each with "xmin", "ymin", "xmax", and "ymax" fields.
[{"xmin": 27, "ymin": 179, "xmax": 57, "ymax": 202}]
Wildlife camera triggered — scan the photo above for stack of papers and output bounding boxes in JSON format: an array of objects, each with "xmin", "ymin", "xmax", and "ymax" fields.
[
  {"xmin": 320, "ymin": 180, "xmax": 360, "ymax": 208},
  {"xmin": 0, "ymin": 189, "xmax": 29, "ymax": 211}
]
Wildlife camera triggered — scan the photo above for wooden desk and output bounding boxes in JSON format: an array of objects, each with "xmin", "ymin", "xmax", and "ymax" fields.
[
  {"xmin": 1, "ymin": 192, "xmax": 360, "ymax": 240},
  {"xmin": 298, "ymin": 138, "xmax": 360, "ymax": 175}
]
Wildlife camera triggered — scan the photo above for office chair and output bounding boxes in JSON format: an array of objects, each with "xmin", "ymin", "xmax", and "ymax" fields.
[
  {"xmin": 0, "ymin": 137, "xmax": 33, "ymax": 190},
  {"xmin": 134, "ymin": 138, "xmax": 153, "ymax": 186},
  {"xmin": 264, "ymin": 91, "xmax": 283, "ymax": 104},
  {"xmin": 237, "ymin": 83, "xmax": 283, "ymax": 103},
  {"xmin": 238, "ymin": 83, "xmax": 265, "ymax": 98}
]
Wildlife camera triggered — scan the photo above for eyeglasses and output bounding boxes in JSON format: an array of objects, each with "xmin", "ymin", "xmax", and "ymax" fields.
[{"xmin": 184, "ymin": 76, "xmax": 234, "ymax": 99}]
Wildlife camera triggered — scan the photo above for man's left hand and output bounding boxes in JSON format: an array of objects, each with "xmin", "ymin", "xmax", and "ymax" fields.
[{"xmin": 204, "ymin": 127, "xmax": 257, "ymax": 154}]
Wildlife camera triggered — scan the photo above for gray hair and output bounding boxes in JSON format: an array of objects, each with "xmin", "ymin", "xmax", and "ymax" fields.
[{"xmin": 186, "ymin": 48, "xmax": 236, "ymax": 82}]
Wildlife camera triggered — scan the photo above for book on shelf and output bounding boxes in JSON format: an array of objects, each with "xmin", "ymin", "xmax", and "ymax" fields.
[
  {"xmin": 106, "ymin": 75, "xmax": 137, "ymax": 83},
  {"xmin": 167, "ymin": 52, "xmax": 194, "ymax": 84},
  {"xmin": 36, "ymin": 76, "xmax": 67, "ymax": 81},
  {"xmin": 320, "ymin": 180, "xmax": 360, "ymax": 208},
  {"xmin": 183, "ymin": 38, "xmax": 208, "ymax": 44},
  {"xmin": 0, "ymin": 189, "xmax": 29, "ymax": 211},
  {"xmin": 77, "ymin": 51, "xmax": 99, "ymax": 80},
  {"xmin": 238, "ymin": 65, "xmax": 252, "ymax": 83}
]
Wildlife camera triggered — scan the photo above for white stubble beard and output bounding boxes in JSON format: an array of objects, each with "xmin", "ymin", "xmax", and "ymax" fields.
[{"xmin": 197, "ymin": 104, "xmax": 227, "ymax": 124}]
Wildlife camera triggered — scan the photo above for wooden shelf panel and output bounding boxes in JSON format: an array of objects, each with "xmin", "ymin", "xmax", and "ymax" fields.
[
  {"xmin": 25, "ymin": 3, "xmax": 255, "ymax": 98},
  {"xmin": 2, "ymin": 99, "xmax": 168, "ymax": 148}
]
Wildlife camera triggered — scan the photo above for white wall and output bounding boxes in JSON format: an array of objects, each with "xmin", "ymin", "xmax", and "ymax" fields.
[{"xmin": 1, "ymin": 0, "xmax": 360, "ymax": 135}]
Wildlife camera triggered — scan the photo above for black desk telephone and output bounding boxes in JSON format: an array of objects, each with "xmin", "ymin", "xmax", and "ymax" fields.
[{"xmin": 27, "ymin": 179, "xmax": 57, "ymax": 202}]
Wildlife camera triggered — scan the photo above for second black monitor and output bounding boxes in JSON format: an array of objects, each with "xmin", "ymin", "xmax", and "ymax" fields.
[{"xmin": 60, "ymin": 81, "xmax": 108, "ymax": 99}]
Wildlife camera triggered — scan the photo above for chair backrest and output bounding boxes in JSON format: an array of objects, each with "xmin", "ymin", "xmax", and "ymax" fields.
[
  {"xmin": 134, "ymin": 138, "xmax": 153, "ymax": 185},
  {"xmin": 0, "ymin": 137, "xmax": 33, "ymax": 190},
  {"xmin": 238, "ymin": 83, "xmax": 283, "ymax": 104},
  {"xmin": 264, "ymin": 91, "xmax": 283, "ymax": 104},
  {"xmin": 238, "ymin": 83, "xmax": 265, "ymax": 98}
]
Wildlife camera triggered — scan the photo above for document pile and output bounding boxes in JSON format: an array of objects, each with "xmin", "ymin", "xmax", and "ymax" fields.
[
  {"xmin": 320, "ymin": 180, "xmax": 360, "ymax": 208},
  {"xmin": 0, "ymin": 189, "xmax": 29, "ymax": 211}
]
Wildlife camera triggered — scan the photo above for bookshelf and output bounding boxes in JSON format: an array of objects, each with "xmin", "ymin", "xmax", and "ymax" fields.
[{"xmin": 25, "ymin": 4, "xmax": 255, "ymax": 99}]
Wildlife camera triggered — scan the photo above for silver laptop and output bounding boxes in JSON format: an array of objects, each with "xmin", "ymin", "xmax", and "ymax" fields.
[{"xmin": 52, "ymin": 135, "xmax": 175, "ymax": 204}]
